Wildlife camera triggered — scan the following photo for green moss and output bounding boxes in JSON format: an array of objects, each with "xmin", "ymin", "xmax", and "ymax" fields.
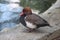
[{"xmin": 20, "ymin": 0, "xmax": 56, "ymax": 14}]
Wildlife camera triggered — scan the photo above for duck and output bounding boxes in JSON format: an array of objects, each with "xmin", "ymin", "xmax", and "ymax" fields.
[{"xmin": 20, "ymin": 7, "xmax": 52, "ymax": 32}]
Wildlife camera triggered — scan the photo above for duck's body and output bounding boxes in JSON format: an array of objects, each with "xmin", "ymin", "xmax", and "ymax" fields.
[
  {"xmin": 25, "ymin": 14, "xmax": 50, "ymax": 29},
  {"xmin": 20, "ymin": 13, "xmax": 51, "ymax": 29}
]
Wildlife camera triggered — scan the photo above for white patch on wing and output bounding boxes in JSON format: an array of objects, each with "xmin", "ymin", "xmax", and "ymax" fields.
[{"xmin": 25, "ymin": 21, "xmax": 37, "ymax": 29}]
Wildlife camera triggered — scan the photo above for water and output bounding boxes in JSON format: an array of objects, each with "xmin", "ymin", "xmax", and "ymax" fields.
[{"xmin": 0, "ymin": 0, "xmax": 23, "ymax": 31}]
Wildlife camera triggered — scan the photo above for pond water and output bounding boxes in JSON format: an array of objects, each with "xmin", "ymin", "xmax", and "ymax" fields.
[{"xmin": 0, "ymin": 0, "xmax": 23, "ymax": 31}]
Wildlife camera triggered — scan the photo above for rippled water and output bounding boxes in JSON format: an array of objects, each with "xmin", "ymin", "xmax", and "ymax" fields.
[{"xmin": 0, "ymin": 0, "xmax": 23, "ymax": 31}]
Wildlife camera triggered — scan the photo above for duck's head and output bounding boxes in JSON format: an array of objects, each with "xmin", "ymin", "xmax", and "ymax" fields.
[{"xmin": 20, "ymin": 7, "xmax": 32, "ymax": 16}]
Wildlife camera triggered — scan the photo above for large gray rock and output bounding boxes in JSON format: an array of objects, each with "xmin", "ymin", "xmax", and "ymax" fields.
[{"xmin": 39, "ymin": 8, "xmax": 60, "ymax": 40}]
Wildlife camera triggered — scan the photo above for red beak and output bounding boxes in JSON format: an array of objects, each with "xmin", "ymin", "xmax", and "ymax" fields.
[{"xmin": 20, "ymin": 12, "xmax": 24, "ymax": 16}]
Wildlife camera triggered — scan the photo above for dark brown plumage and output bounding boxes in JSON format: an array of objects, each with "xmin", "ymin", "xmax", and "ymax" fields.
[{"xmin": 25, "ymin": 13, "xmax": 51, "ymax": 28}]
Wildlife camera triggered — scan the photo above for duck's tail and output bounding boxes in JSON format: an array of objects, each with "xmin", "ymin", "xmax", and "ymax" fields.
[
  {"xmin": 37, "ymin": 23, "xmax": 52, "ymax": 28},
  {"xmin": 46, "ymin": 23, "xmax": 53, "ymax": 27}
]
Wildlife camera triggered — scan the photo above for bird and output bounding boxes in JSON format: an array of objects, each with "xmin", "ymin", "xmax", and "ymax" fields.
[{"xmin": 19, "ymin": 7, "xmax": 52, "ymax": 32}]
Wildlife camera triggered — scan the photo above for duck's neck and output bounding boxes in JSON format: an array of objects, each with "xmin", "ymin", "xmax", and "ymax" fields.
[{"xmin": 26, "ymin": 13, "xmax": 32, "ymax": 15}]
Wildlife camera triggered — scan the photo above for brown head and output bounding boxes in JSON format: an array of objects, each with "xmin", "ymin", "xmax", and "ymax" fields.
[{"xmin": 20, "ymin": 7, "xmax": 32, "ymax": 16}]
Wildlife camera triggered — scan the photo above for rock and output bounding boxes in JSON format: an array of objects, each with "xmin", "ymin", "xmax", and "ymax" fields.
[{"xmin": 40, "ymin": 29, "xmax": 60, "ymax": 40}]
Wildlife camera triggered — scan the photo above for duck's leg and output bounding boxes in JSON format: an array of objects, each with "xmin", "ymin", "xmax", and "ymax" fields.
[
  {"xmin": 26, "ymin": 27, "xmax": 36, "ymax": 32},
  {"xmin": 26, "ymin": 28, "xmax": 33, "ymax": 32}
]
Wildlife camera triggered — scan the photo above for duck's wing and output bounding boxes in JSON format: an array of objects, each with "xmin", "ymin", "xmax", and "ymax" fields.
[{"xmin": 25, "ymin": 14, "xmax": 48, "ymax": 25}]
